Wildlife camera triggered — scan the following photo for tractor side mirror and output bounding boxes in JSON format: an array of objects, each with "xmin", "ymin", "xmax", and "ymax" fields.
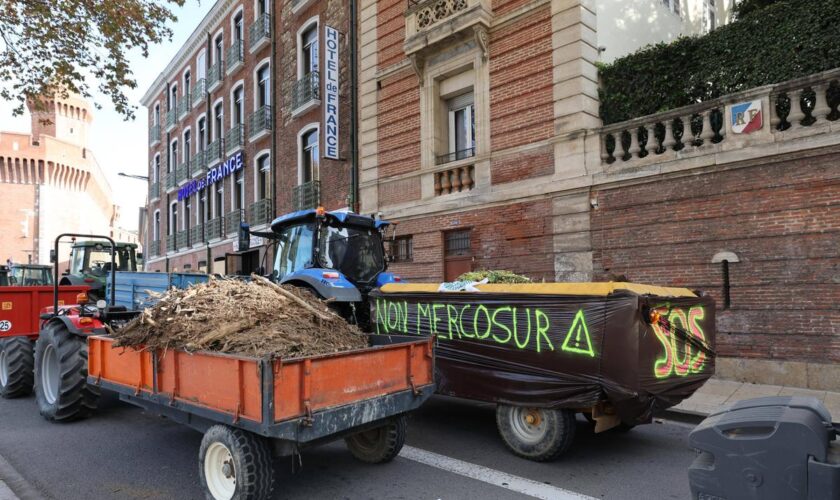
[
  {"xmin": 238, "ymin": 222, "xmax": 251, "ymax": 252},
  {"xmin": 50, "ymin": 249, "xmax": 56, "ymax": 263}
]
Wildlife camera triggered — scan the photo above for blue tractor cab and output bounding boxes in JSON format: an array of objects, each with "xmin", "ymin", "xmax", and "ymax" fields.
[{"xmin": 261, "ymin": 208, "xmax": 400, "ymax": 328}]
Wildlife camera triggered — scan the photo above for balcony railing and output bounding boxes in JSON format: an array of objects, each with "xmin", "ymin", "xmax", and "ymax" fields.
[
  {"xmin": 248, "ymin": 198, "xmax": 273, "ymax": 226},
  {"xmin": 149, "ymin": 239, "xmax": 161, "ymax": 257},
  {"xmin": 207, "ymin": 61, "xmax": 223, "ymax": 90},
  {"xmin": 226, "ymin": 41, "xmax": 244, "ymax": 74},
  {"xmin": 205, "ymin": 216, "xmax": 223, "ymax": 240},
  {"xmin": 224, "ymin": 209, "xmax": 244, "ymax": 235},
  {"xmin": 249, "ymin": 14, "xmax": 271, "ymax": 52},
  {"xmin": 225, "ymin": 124, "xmax": 244, "ymax": 153},
  {"xmin": 190, "ymin": 151, "xmax": 207, "ymax": 177},
  {"xmin": 165, "ymin": 172, "xmax": 176, "ymax": 190},
  {"xmin": 165, "ymin": 110, "xmax": 177, "ymax": 131},
  {"xmin": 166, "ymin": 234, "xmax": 176, "ymax": 253},
  {"xmin": 207, "ymin": 138, "xmax": 223, "ymax": 165},
  {"xmin": 293, "ymin": 180, "xmax": 320, "ymax": 210},
  {"xmin": 291, "ymin": 71, "xmax": 319, "ymax": 112},
  {"xmin": 176, "ymin": 161, "xmax": 189, "ymax": 183},
  {"xmin": 190, "ymin": 224, "xmax": 204, "ymax": 245},
  {"xmin": 404, "ymin": 0, "xmax": 492, "ymax": 57},
  {"xmin": 176, "ymin": 230, "xmax": 189, "ymax": 249},
  {"xmin": 248, "ymin": 106, "xmax": 271, "ymax": 139},
  {"xmin": 436, "ymin": 146, "xmax": 475, "ymax": 165},
  {"xmin": 149, "ymin": 181, "xmax": 160, "ymax": 200},
  {"xmin": 149, "ymin": 124, "xmax": 161, "ymax": 146},
  {"xmin": 177, "ymin": 95, "xmax": 191, "ymax": 119},
  {"xmin": 192, "ymin": 79, "xmax": 207, "ymax": 106},
  {"xmin": 434, "ymin": 165, "xmax": 475, "ymax": 196}
]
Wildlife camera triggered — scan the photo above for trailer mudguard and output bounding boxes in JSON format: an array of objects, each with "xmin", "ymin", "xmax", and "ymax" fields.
[{"xmin": 281, "ymin": 269, "xmax": 362, "ymax": 302}]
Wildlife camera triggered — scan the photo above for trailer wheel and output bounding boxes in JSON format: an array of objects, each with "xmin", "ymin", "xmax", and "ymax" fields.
[
  {"xmin": 199, "ymin": 425, "xmax": 274, "ymax": 500},
  {"xmin": 0, "ymin": 337, "xmax": 34, "ymax": 398},
  {"xmin": 33, "ymin": 322, "xmax": 100, "ymax": 422},
  {"xmin": 496, "ymin": 405, "xmax": 576, "ymax": 461},
  {"xmin": 345, "ymin": 415, "xmax": 407, "ymax": 464}
]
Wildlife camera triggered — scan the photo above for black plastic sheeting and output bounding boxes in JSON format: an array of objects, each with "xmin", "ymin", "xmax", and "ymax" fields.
[{"xmin": 369, "ymin": 290, "xmax": 716, "ymax": 425}]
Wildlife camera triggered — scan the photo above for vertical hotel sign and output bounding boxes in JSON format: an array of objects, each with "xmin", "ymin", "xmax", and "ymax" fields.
[{"xmin": 324, "ymin": 26, "xmax": 340, "ymax": 160}]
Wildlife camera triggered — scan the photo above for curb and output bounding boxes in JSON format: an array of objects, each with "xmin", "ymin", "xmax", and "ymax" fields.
[{"xmin": 0, "ymin": 454, "xmax": 43, "ymax": 500}]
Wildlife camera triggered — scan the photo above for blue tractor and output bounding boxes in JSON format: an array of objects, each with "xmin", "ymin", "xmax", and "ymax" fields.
[{"xmin": 250, "ymin": 208, "xmax": 401, "ymax": 329}]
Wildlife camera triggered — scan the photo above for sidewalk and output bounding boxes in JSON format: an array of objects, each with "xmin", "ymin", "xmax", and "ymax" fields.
[{"xmin": 672, "ymin": 378, "xmax": 840, "ymax": 422}]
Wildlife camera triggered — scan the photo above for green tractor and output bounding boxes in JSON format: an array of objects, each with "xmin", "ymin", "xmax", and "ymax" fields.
[
  {"xmin": 9, "ymin": 264, "xmax": 54, "ymax": 286},
  {"xmin": 57, "ymin": 240, "xmax": 140, "ymax": 300}
]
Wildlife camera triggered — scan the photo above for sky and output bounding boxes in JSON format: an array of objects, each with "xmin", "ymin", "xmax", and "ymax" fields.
[{"xmin": 0, "ymin": 1, "xmax": 214, "ymax": 231}]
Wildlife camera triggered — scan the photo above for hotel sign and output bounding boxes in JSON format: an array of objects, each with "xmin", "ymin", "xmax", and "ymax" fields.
[
  {"xmin": 177, "ymin": 151, "xmax": 244, "ymax": 201},
  {"xmin": 324, "ymin": 25, "xmax": 340, "ymax": 160}
]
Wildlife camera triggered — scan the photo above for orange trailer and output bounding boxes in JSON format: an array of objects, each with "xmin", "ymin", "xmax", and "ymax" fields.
[{"xmin": 84, "ymin": 334, "xmax": 435, "ymax": 499}]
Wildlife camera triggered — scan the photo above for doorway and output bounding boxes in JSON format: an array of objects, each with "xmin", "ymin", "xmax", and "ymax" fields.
[{"xmin": 443, "ymin": 229, "xmax": 472, "ymax": 281}]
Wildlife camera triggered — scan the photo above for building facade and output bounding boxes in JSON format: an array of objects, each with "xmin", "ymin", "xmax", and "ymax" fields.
[
  {"xmin": 141, "ymin": 0, "xmax": 354, "ymax": 274},
  {"xmin": 0, "ymin": 96, "xmax": 121, "ymax": 265},
  {"xmin": 360, "ymin": 0, "xmax": 838, "ymax": 388}
]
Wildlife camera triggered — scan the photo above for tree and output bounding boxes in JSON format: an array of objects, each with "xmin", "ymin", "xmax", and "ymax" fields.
[
  {"xmin": 733, "ymin": 0, "xmax": 787, "ymax": 19},
  {"xmin": 0, "ymin": 0, "xmax": 185, "ymax": 120}
]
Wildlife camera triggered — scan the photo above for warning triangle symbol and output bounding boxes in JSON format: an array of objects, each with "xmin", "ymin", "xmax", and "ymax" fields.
[{"xmin": 561, "ymin": 309, "xmax": 595, "ymax": 357}]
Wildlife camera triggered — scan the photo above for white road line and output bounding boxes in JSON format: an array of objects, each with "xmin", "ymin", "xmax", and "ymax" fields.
[{"xmin": 399, "ymin": 446, "xmax": 597, "ymax": 500}]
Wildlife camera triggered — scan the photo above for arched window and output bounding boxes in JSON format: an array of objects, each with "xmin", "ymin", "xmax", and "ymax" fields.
[
  {"xmin": 256, "ymin": 153, "xmax": 270, "ymax": 200},
  {"xmin": 153, "ymin": 210, "xmax": 160, "ymax": 241},
  {"xmin": 169, "ymin": 202, "xmax": 178, "ymax": 236},
  {"xmin": 232, "ymin": 85, "xmax": 244, "ymax": 126},
  {"xmin": 300, "ymin": 126, "xmax": 319, "ymax": 184},
  {"xmin": 300, "ymin": 23, "xmax": 318, "ymax": 78},
  {"xmin": 256, "ymin": 64, "xmax": 270, "ymax": 108}
]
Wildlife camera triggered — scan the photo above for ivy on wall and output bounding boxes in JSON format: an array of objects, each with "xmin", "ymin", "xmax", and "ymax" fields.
[{"xmin": 598, "ymin": 0, "xmax": 840, "ymax": 125}]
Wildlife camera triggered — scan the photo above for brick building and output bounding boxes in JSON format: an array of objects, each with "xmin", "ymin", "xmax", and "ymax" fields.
[
  {"xmin": 0, "ymin": 96, "xmax": 121, "ymax": 265},
  {"xmin": 141, "ymin": 0, "xmax": 355, "ymax": 274},
  {"xmin": 360, "ymin": 0, "xmax": 839, "ymax": 388}
]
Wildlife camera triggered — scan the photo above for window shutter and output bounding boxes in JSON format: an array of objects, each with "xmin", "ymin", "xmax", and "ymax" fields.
[{"xmin": 447, "ymin": 92, "xmax": 474, "ymax": 111}]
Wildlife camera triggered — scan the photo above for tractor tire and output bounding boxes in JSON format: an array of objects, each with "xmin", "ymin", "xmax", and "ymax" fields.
[
  {"xmin": 33, "ymin": 322, "xmax": 100, "ymax": 422},
  {"xmin": 496, "ymin": 405, "xmax": 576, "ymax": 462},
  {"xmin": 0, "ymin": 337, "xmax": 35, "ymax": 398},
  {"xmin": 345, "ymin": 415, "xmax": 407, "ymax": 464},
  {"xmin": 199, "ymin": 425, "xmax": 274, "ymax": 500}
]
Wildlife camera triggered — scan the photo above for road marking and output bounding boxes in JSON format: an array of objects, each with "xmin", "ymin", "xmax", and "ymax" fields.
[{"xmin": 399, "ymin": 446, "xmax": 596, "ymax": 500}]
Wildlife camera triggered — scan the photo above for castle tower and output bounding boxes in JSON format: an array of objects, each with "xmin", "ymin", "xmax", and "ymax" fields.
[{"xmin": 28, "ymin": 94, "xmax": 92, "ymax": 149}]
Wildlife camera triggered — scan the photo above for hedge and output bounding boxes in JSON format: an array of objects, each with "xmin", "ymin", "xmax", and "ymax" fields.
[{"xmin": 598, "ymin": 0, "xmax": 840, "ymax": 125}]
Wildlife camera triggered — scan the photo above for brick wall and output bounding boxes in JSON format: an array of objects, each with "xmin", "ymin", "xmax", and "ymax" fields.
[
  {"xmin": 376, "ymin": 70, "xmax": 421, "ymax": 179},
  {"xmin": 389, "ymin": 199, "xmax": 556, "ymax": 282},
  {"xmin": 591, "ymin": 148, "xmax": 840, "ymax": 364}
]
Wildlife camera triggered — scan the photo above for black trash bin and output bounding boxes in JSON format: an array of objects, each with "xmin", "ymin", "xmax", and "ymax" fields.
[{"xmin": 689, "ymin": 396, "xmax": 840, "ymax": 500}]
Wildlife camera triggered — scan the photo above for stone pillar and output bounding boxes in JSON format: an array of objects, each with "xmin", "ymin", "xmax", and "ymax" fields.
[
  {"xmin": 552, "ymin": 191, "xmax": 593, "ymax": 282},
  {"xmin": 551, "ymin": 0, "xmax": 599, "ymax": 135}
]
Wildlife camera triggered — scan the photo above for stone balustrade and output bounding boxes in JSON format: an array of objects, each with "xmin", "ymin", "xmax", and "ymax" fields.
[
  {"xmin": 434, "ymin": 165, "xmax": 474, "ymax": 196},
  {"xmin": 599, "ymin": 69, "xmax": 840, "ymax": 168}
]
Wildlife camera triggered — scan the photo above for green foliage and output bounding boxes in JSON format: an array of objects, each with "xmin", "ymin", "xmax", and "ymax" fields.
[
  {"xmin": 457, "ymin": 270, "xmax": 532, "ymax": 284},
  {"xmin": 0, "ymin": 0, "xmax": 186, "ymax": 119},
  {"xmin": 733, "ymin": 0, "xmax": 787, "ymax": 19},
  {"xmin": 599, "ymin": 0, "xmax": 840, "ymax": 125}
]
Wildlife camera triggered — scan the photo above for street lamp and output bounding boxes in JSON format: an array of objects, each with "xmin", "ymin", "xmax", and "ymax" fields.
[{"xmin": 118, "ymin": 172, "xmax": 149, "ymax": 181}]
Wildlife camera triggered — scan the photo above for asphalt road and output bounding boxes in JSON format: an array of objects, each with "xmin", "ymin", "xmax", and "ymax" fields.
[{"xmin": 0, "ymin": 393, "xmax": 699, "ymax": 499}]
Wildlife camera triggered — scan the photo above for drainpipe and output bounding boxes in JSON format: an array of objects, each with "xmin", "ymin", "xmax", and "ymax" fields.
[
  {"xmin": 349, "ymin": 0, "xmax": 359, "ymax": 212},
  {"xmin": 165, "ymin": 81, "xmax": 171, "ymax": 273},
  {"xmin": 206, "ymin": 31, "xmax": 213, "ymax": 272}
]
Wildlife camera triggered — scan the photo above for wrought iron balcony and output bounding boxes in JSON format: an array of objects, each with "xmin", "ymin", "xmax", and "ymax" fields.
[
  {"xmin": 293, "ymin": 180, "xmax": 320, "ymax": 210},
  {"xmin": 192, "ymin": 79, "xmax": 207, "ymax": 106},
  {"xmin": 404, "ymin": 0, "xmax": 492, "ymax": 58},
  {"xmin": 207, "ymin": 61, "xmax": 223, "ymax": 91},
  {"xmin": 149, "ymin": 181, "xmax": 160, "ymax": 200},
  {"xmin": 207, "ymin": 138, "xmax": 223, "ymax": 165},
  {"xmin": 248, "ymin": 198, "xmax": 273, "ymax": 226},
  {"xmin": 149, "ymin": 125, "xmax": 161, "ymax": 146},
  {"xmin": 290, "ymin": 71, "xmax": 319, "ymax": 112},
  {"xmin": 248, "ymin": 106, "xmax": 271, "ymax": 139},
  {"xmin": 165, "ymin": 110, "xmax": 177, "ymax": 131},
  {"xmin": 249, "ymin": 14, "xmax": 271, "ymax": 53},
  {"xmin": 224, "ymin": 209, "xmax": 244, "ymax": 235},
  {"xmin": 189, "ymin": 224, "xmax": 204, "ymax": 245},
  {"xmin": 205, "ymin": 216, "xmax": 223, "ymax": 240},
  {"xmin": 149, "ymin": 239, "xmax": 161, "ymax": 257},
  {"xmin": 190, "ymin": 151, "xmax": 207, "ymax": 177},
  {"xmin": 166, "ymin": 234, "xmax": 176, "ymax": 253},
  {"xmin": 225, "ymin": 124, "xmax": 244, "ymax": 153},
  {"xmin": 177, "ymin": 95, "xmax": 191, "ymax": 119},
  {"xmin": 435, "ymin": 146, "xmax": 475, "ymax": 165},
  {"xmin": 176, "ymin": 161, "xmax": 189, "ymax": 183},
  {"xmin": 226, "ymin": 41, "xmax": 244, "ymax": 74},
  {"xmin": 165, "ymin": 172, "xmax": 176, "ymax": 190},
  {"xmin": 176, "ymin": 230, "xmax": 189, "ymax": 249}
]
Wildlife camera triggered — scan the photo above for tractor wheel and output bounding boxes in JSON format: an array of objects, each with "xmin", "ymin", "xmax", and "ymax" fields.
[
  {"xmin": 33, "ymin": 322, "xmax": 100, "ymax": 422},
  {"xmin": 199, "ymin": 425, "xmax": 274, "ymax": 500},
  {"xmin": 345, "ymin": 415, "xmax": 407, "ymax": 464},
  {"xmin": 0, "ymin": 337, "xmax": 35, "ymax": 398},
  {"xmin": 496, "ymin": 405, "xmax": 576, "ymax": 462}
]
